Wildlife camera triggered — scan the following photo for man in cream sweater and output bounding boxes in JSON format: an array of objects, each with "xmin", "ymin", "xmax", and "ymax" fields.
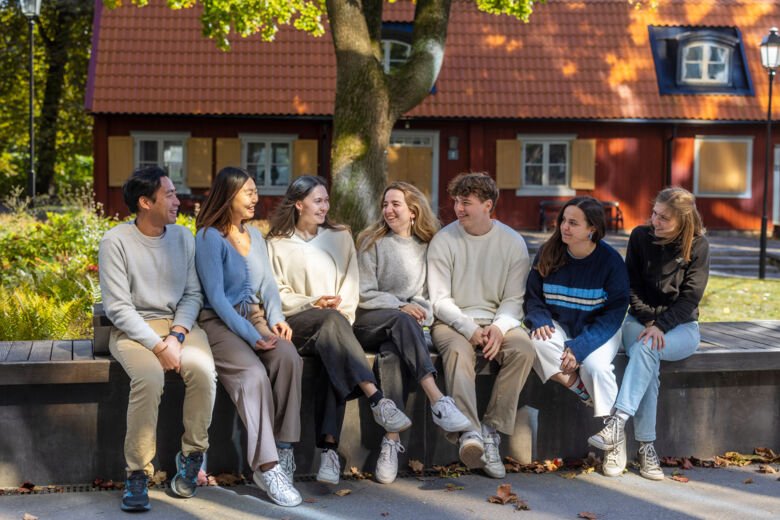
[
  {"xmin": 99, "ymin": 166, "xmax": 216, "ymax": 512},
  {"xmin": 427, "ymin": 172, "xmax": 535, "ymax": 479}
]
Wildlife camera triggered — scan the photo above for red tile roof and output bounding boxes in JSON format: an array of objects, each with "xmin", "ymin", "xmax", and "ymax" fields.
[{"xmin": 87, "ymin": 0, "xmax": 780, "ymax": 121}]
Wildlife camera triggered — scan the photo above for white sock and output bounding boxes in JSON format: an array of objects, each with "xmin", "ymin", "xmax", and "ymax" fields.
[{"xmin": 615, "ymin": 410, "xmax": 630, "ymax": 422}]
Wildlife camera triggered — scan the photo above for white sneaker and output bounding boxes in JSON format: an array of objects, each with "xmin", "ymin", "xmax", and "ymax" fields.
[
  {"xmin": 602, "ymin": 440, "xmax": 627, "ymax": 477},
  {"xmin": 316, "ymin": 449, "xmax": 341, "ymax": 485},
  {"xmin": 277, "ymin": 447, "xmax": 296, "ymax": 484},
  {"xmin": 588, "ymin": 415, "xmax": 626, "ymax": 451},
  {"xmin": 253, "ymin": 464, "xmax": 302, "ymax": 507},
  {"xmin": 431, "ymin": 396, "xmax": 472, "ymax": 433},
  {"xmin": 481, "ymin": 427, "xmax": 506, "ymax": 479},
  {"xmin": 371, "ymin": 398, "xmax": 412, "ymax": 433},
  {"xmin": 375, "ymin": 437, "xmax": 405, "ymax": 484},
  {"xmin": 638, "ymin": 443, "xmax": 664, "ymax": 481},
  {"xmin": 458, "ymin": 431, "xmax": 485, "ymax": 469}
]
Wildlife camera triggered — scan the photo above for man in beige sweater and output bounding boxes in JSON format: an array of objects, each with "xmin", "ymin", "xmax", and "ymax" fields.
[{"xmin": 427, "ymin": 172, "xmax": 535, "ymax": 479}]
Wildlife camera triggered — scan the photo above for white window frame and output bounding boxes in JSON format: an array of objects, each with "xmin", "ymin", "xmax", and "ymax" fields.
[
  {"xmin": 693, "ymin": 135, "xmax": 753, "ymax": 199},
  {"xmin": 239, "ymin": 134, "xmax": 297, "ymax": 196},
  {"xmin": 381, "ymin": 39, "xmax": 411, "ymax": 74},
  {"xmin": 131, "ymin": 132, "xmax": 191, "ymax": 194},
  {"xmin": 515, "ymin": 134, "xmax": 577, "ymax": 197},
  {"xmin": 679, "ymin": 41, "xmax": 732, "ymax": 86}
]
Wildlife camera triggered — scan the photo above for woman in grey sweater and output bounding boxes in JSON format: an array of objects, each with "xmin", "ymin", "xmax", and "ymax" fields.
[{"xmin": 354, "ymin": 181, "xmax": 470, "ymax": 484}]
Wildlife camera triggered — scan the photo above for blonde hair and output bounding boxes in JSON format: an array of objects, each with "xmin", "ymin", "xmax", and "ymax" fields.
[
  {"xmin": 653, "ymin": 187, "xmax": 705, "ymax": 262},
  {"xmin": 357, "ymin": 181, "xmax": 440, "ymax": 252}
]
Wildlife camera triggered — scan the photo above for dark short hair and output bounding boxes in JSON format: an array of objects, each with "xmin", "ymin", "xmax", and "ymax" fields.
[
  {"xmin": 447, "ymin": 172, "xmax": 499, "ymax": 208},
  {"xmin": 122, "ymin": 166, "xmax": 167, "ymax": 213}
]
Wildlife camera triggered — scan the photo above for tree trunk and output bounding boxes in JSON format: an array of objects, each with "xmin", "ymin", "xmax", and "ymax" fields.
[
  {"xmin": 35, "ymin": 2, "xmax": 75, "ymax": 196},
  {"xmin": 326, "ymin": 0, "xmax": 452, "ymax": 233}
]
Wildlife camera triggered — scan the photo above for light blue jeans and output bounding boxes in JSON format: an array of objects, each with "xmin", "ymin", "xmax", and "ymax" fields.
[{"xmin": 614, "ymin": 314, "xmax": 700, "ymax": 442}]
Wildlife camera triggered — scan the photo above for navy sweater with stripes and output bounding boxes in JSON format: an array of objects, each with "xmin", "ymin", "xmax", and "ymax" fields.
[{"xmin": 523, "ymin": 240, "xmax": 629, "ymax": 362}]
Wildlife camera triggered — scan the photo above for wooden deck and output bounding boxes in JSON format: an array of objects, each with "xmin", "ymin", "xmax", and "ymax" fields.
[{"xmin": 1, "ymin": 321, "xmax": 779, "ymax": 385}]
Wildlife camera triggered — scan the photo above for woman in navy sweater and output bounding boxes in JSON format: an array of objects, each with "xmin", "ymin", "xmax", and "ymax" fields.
[
  {"xmin": 524, "ymin": 196, "xmax": 629, "ymax": 474},
  {"xmin": 588, "ymin": 187, "xmax": 709, "ymax": 481}
]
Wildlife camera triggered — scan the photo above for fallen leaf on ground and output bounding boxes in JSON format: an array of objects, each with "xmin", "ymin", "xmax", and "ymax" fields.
[
  {"xmin": 743, "ymin": 478, "xmax": 753, "ymax": 484},
  {"xmin": 334, "ymin": 489, "xmax": 352, "ymax": 496},
  {"xmin": 349, "ymin": 467, "xmax": 369, "ymax": 480},
  {"xmin": 758, "ymin": 464, "xmax": 777, "ymax": 474},
  {"xmin": 661, "ymin": 456, "xmax": 680, "ymax": 467},
  {"xmin": 681, "ymin": 458, "xmax": 694, "ymax": 470},
  {"xmin": 22, "ymin": 514, "xmax": 38, "ymax": 520},
  {"xmin": 581, "ymin": 466, "xmax": 595, "ymax": 475},
  {"xmin": 206, "ymin": 475, "xmax": 218, "ymax": 486},
  {"xmin": 561, "ymin": 472, "xmax": 577, "ymax": 479},
  {"xmin": 149, "ymin": 471, "xmax": 167, "ymax": 487},
  {"xmin": 754, "ymin": 447, "xmax": 779, "ymax": 462},
  {"xmin": 671, "ymin": 475, "xmax": 689, "ymax": 483},
  {"xmin": 445, "ymin": 483, "xmax": 464, "ymax": 492},
  {"xmin": 213, "ymin": 473, "xmax": 243, "ymax": 486},
  {"xmin": 516, "ymin": 499, "xmax": 530, "ymax": 511},
  {"xmin": 304, "ymin": 497, "xmax": 318, "ymax": 503},
  {"xmin": 578, "ymin": 512, "xmax": 597, "ymax": 519},
  {"xmin": 487, "ymin": 483, "xmax": 517, "ymax": 505},
  {"xmin": 92, "ymin": 478, "xmax": 120, "ymax": 490},
  {"xmin": 408, "ymin": 459, "xmax": 424, "ymax": 474},
  {"xmin": 381, "ymin": 513, "xmax": 390, "ymax": 517},
  {"xmin": 434, "ymin": 462, "xmax": 467, "ymax": 478}
]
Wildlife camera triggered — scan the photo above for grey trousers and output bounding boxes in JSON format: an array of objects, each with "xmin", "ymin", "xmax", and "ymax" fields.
[
  {"xmin": 198, "ymin": 306, "xmax": 303, "ymax": 470},
  {"xmin": 432, "ymin": 322, "xmax": 535, "ymax": 443}
]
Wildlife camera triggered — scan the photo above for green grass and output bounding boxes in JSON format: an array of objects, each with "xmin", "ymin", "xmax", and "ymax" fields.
[{"xmin": 699, "ymin": 275, "xmax": 780, "ymax": 322}]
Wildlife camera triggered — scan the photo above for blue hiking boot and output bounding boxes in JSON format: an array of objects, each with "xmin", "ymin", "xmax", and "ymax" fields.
[
  {"xmin": 170, "ymin": 451, "xmax": 203, "ymax": 498},
  {"xmin": 121, "ymin": 470, "xmax": 150, "ymax": 512}
]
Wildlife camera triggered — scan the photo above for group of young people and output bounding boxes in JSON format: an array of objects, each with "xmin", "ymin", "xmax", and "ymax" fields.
[{"xmin": 98, "ymin": 166, "xmax": 709, "ymax": 513}]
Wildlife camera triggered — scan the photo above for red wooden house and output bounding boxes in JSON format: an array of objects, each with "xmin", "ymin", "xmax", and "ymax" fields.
[{"xmin": 87, "ymin": 0, "xmax": 780, "ymax": 232}]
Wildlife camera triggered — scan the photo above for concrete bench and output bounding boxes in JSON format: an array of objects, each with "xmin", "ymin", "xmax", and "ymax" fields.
[{"xmin": 2, "ymin": 321, "xmax": 779, "ymax": 486}]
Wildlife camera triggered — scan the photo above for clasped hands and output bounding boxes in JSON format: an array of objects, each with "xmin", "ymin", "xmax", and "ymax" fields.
[{"xmin": 469, "ymin": 324, "xmax": 504, "ymax": 361}]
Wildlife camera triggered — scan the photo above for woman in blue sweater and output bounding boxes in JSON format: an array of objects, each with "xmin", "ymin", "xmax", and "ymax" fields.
[
  {"xmin": 195, "ymin": 167, "xmax": 303, "ymax": 507},
  {"xmin": 588, "ymin": 187, "xmax": 709, "ymax": 481},
  {"xmin": 523, "ymin": 196, "xmax": 629, "ymax": 474}
]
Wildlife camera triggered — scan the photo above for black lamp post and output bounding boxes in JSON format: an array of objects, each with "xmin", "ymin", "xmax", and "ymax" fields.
[
  {"xmin": 20, "ymin": 0, "xmax": 41, "ymax": 207},
  {"xmin": 759, "ymin": 28, "xmax": 780, "ymax": 279}
]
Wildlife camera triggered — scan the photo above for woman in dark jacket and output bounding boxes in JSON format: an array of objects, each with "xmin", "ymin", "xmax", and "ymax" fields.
[{"xmin": 588, "ymin": 187, "xmax": 710, "ymax": 481}]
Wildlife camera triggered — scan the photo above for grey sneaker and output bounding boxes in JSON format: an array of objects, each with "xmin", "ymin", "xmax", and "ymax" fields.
[
  {"xmin": 277, "ymin": 447, "xmax": 296, "ymax": 483},
  {"xmin": 253, "ymin": 464, "xmax": 302, "ymax": 507},
  {"xmin": 588, "ymin": 415, "xmax": 625, "ymax": 451},
  {"xmin": 638, "ymin": 443, "xmax": 664, "ymax": 481},
  {"xmin": 481, "ymin": 428, "xmax": 506, "ymax": 479},
  {"xmin": 431, "ymin": 396, "xmax": 472, "ymax": 433},
  {"xmin": 316, "ymin": 449, "xmax": 341, "ymax": 485},
  {"xmin": 602, "ymin": 440, "xmax": 627, "ymax": 477},
  {"xmin": 371, "ymin": 398, "xmax": 412, "ymax": 433},
  {"xmin": 170, "ymin": 450, "xmax": 203, "ymax": 498},
  {"xmin": 458, "ymin": 431, "xmax": 485, "ymax": 469},
  {"xmin": 375, "ymin": 437, "xmax": 405, "ymax": 484}
]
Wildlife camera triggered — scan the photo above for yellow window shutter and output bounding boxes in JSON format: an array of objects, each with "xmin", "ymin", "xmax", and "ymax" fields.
[
  {"xmin": 406, "ymin": 147, "xmax": 433, "ymax": 199},
  {"xmin": 292, "ymin": 139, "xmax": 318, "ymax": 178},
  {"xmin": 186, "ymin": 138, "xmax": 213, "ymax": 188},
  {"xmin": 386, "ymin": 145, "xmax": 408, "ymax": 183},
  {"xmin": 216, "ymin": 138, "xmax": 241, "ymax": 173},
  {"xmin": 696, "ymin": 139, "xmax": 750, "ymax": 194},
  {"xmin": 496, "ymin": 140, "xmax": 522, "ymax": 189},
  {"xmin": 108, "ymin": 136, "xmax": 133, "ymax": 187},
  {"xmin": 571, "ymin": 139, "xmax": 596, "ymax": 190}
]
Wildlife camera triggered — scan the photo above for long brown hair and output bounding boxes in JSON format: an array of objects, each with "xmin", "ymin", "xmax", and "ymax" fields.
[
  {"xmin": 536, "ymin": 197, "xmax": 606, "ymax": 277},
  {"xmin": 357, "ymin": 181, "xmax": 440, "ymax": 252},
  {"xmin": 266, "ymin": 175, "xmax": 345, "ymax": 238},
  {"xmin": 652, "ymin": 187, "xmax": 705, "ymax": 262},
  {"xmin": 195, "ymin": 167, "xmax": 252, "ymax": 237}
]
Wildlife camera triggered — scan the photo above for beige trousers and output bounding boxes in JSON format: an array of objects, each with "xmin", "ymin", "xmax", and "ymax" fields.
[
  {"xmin": 198, "ymin": 306, "xmax": 302, "ymax": 470},
  {"xmin": 432, "ymin": 322, "xmax": 535, "ymax": 443},
  {"xmin": 109, "ymin": 319, "xmax": 217, "ymax": 476}
]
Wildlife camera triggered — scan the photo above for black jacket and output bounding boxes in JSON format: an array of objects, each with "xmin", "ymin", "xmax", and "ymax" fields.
[{"xmin": 625, "ymin": 225, "xmax": 710, "ymax": 332}]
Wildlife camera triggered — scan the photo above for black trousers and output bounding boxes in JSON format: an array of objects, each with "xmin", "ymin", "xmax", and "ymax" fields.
[
  {"xmin": 287, "ymin": 308, "xmax": 376, "ymax": 448},
  {"xmin": 353, "ymin": 308, "xmax": 436, "ymax": 410}
]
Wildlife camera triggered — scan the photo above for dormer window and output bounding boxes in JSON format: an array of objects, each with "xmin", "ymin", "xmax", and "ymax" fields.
[
  {"xmin": 680, "ymin": 42, "xmax": 731, "ymax": 85},
  {"xmin": 381, "ymin": 39, "xmax": 411, "ymax": 73}
]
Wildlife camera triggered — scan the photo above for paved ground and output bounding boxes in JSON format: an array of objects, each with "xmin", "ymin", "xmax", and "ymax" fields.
[{"xmin": 2, "ymin": 465, "xmax": 778, "ymax": 520}]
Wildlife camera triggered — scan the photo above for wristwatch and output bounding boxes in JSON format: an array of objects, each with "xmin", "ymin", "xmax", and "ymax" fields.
[{"xmin": 168, "ymin": 331, "xmax": 186, "ymax": 343}]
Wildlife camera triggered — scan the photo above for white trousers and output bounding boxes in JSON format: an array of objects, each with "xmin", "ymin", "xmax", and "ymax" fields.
[{"xmin": 531, "ymin": 320, "xmax": 621, "ymax": 417}]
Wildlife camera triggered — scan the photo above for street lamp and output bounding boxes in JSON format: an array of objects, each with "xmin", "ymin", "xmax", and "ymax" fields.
[
  {"xmin": 759, "ymin": 28, "xmax": 780, "ymax": 279},
  {"xmin": 20, "ymin": 0, "xmax": 41, "ymax": 207}
]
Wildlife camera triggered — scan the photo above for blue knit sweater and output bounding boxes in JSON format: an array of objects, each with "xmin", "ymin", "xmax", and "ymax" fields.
[
  {"xmin": 523, "ymin": 241, "xmax": 629, "ymax": 362},
  {"xmin": 195, "ymin": 226, "xmax": 285, "ymax": 347}
]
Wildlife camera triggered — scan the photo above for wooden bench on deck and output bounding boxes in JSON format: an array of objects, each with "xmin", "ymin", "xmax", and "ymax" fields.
[{"xmin": 2, "ymin": 320, "xmax": 780, "ymax": 486}]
